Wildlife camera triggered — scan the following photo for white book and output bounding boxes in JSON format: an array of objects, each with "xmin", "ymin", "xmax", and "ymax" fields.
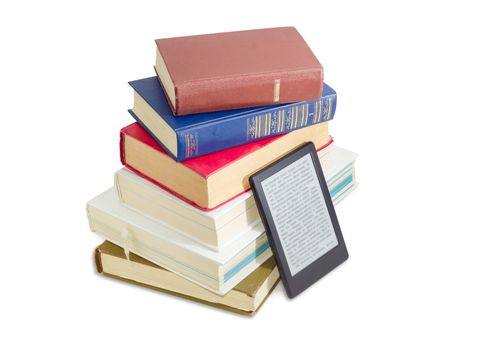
[
  {"xmin": 87, "ymin": 189, "xmax": 271, "ymax": 295},
  {"xmin": 115, "ymin": 145, "xmax": 358, "ymax": 250},
  {"xmin": 333, "ymin": 182, "xmax": 358, "ymax": 206}
]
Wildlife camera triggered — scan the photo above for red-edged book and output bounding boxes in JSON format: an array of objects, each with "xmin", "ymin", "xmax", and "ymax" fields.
[
  {"xmin": 120, "ymin": 122, "xmax": 332, "ymax": 211},
  {"xmin": 155, "ymin": 27, "xmax": 323, "ymax": 115}
]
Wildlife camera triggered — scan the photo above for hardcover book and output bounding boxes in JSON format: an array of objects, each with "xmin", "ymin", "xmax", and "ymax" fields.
[
  {"xmin": 120, "ymin": 122, "xmax": 331, "ymax": 211},
  {"xmin": 155, "ymin": 27, "xmax": 323, "ymax": 115},
  {"xmin": 95, "ymin": 241, "xmax": 280, "ymax": 315},
  {"xmin": 86, "ymin": 189, "xmax": 272, "ymax": 295},
  {"xmin": 129, "ymin": 76, "xmax": 336, "ymax": 161},
  {"xmin": 115, "ymin": 145, "xmax": 358, "ymax": 250}
]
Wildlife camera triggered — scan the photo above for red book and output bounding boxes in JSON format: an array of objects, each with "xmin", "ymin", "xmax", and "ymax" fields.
[
  {"xmin": 120, "ymin": 122, "xmax": 332, "ymax": 211},
  {"xmin": 155, "ymin": 27, "xmax": 323, "ymax": 115}
]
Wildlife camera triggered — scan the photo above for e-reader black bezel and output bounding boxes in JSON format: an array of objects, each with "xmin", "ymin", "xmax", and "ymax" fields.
[{"xmin": 249, "ymin": 142, "xmax": 349, "ymax": 298}]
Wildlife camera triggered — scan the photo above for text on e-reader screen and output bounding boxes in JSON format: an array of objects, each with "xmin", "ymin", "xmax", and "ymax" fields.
[{"xmin": 261, "ymin": 153, "xmax": 338, "ymax": 276}]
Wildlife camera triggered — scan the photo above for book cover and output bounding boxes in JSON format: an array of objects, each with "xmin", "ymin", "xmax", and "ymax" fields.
[
  {"xmin": 95, "ymin": 241, "xmax": 280, "ymax": 315},
  {"xmin": 155, "ymin": 27, "xmax": 323, "ymax": 115},
  {"xmin": 129, "ymin": 76, "xmax": 336, "ymax": 161}
]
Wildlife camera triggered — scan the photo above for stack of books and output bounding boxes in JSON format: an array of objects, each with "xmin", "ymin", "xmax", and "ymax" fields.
[{"xmin": 87, "ymin": 27, "xmax": 358, "ymax": 315}]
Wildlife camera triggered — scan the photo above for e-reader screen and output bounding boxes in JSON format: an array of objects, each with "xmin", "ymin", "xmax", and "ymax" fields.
[
  {"xmin": 249, "ymin": 142, "xmax": 348, "ymax": 298},
  {"xmin": 261, "ymin": 153, "xmax": 338, "ymax": 276}
]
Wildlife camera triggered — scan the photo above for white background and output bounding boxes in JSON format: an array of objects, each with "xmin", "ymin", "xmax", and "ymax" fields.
[{"xmin": 1, "ymin": 1, "xmax": 478, "ymax": 349}]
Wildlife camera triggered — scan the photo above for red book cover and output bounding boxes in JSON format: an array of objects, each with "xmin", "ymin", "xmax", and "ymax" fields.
[
  {"xmin": 155, "ymin": 27, "xmax": 323, "ymax": 115},
  {"xmin": 120, "ymin": 123, "xmax": 333, "ymax": 211}
]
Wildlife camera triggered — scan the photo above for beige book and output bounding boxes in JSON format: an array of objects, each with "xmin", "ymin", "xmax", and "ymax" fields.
[
  {"xmin": 95, "ymin": 241, "xmax": 280, "ymax": 315},
  {"xmin": 87, "ymin": 189, "xmax": 272, "ymax": 295},
  {"xmin": 115, "ymin": 145, "xmax": 358, "ymax": 249}
]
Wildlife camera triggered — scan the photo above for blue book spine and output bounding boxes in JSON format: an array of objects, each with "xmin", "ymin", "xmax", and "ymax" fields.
[{"xmin": 175, "ymin": 94, "xmax": 336, "ymax": 161}]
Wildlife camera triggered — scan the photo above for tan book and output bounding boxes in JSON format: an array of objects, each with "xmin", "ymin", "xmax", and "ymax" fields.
[
  {"xmin": 95, "ymin": 241, "xmax": 280, "ymax": 315},
  {"xmin": 120, "ymin": 121, "xmax": 330, "ymax": 211}
]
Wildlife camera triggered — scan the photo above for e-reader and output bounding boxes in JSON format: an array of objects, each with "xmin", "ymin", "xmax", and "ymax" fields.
[{"xmin": 249, "ymin": 142, "xmax": 349, "ymax": 298}]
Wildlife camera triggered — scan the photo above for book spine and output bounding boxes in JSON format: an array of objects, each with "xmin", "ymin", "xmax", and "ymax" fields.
[
  {"xmin": 119, "ymin": 130, "xmax": 126, "ymax": 165},
  {"xmin": 175, "ymin": 92, "xmax": 336, "ymax": 161},
  {"xmin": 175, "ymin": 69, "xmax": 323, "ymax": 115}
]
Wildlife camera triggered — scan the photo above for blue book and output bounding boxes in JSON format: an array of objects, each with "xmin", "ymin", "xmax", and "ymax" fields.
[{"xmin": 128, "ymin": 77, "xmax": 336, "ymax": 161}]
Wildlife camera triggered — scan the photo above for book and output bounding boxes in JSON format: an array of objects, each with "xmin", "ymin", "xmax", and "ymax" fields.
[
  {"xmin": 87, "ymin": 189, "xmax": 272, "ymax": 295},
  {"xmin": 115, "ymin": 145, "xmax": 358, "ymax": 250},
  {"xmin": 333, "ymin": 182, "xmax": 358, "ymax": 206},
  {"xmin": 120, "ymin": 122, "xmax": 331, "ymax": 211},
  {"xmin": 95, "ymin": 241, "xmax": 280, "ymax": 315},
  {"xmin": 128, "ymin": 76, "xmax": 336, "ymax": 161},
  {"xmin": 155, "ymin": 27, "xmax": 323, "ymax": 115}
]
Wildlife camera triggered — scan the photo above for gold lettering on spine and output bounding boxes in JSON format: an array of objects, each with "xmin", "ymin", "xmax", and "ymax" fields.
[
  {"xmin": 259, "ymin": 116, "xmax": 262, "ymax": 137},
  {"xmin": 292, "ymin": 108, "xmax": 295, "ymax": 129},
  {"xmin": 301, "ymin": 105, "xmax": 305, "ymax": 126},
  {"xmin": 318, "ymin": 101, "xmax": 322, "ymax": 122},
  {"xmin": 269, "ymin": 113, "xmax": 272, "ymax": 135},
  {"xmin": 267, "ymin": 113, "xmax": 271, "ymax": 135},
  {"xmin": 292, "ymin": 107, "xmax": 296, "ymax": 129},
  {"xmin": 318, "ymin": 100, "xmax": 323, "ymax": 122},
  {"xmin": 292, "ymin": 107, "xmax": 295, "ymax": 128},
  {"xmin": 294, "ymin": 106, "xmax": 299, "ymax": 128},
  {"xmin": 258, "ymin": 116, "xmax": 261, "ymax": 137},
  {"xmin": 327, "ymin": 97, "xmax": 332, "ymax": 120},
  {"xmin": 273, "ymin": 79, "xmax": 281, "ymax": 102},
  {"xmin": 264, "ymin": 114, "xmax": 268, "ymax": 136}
]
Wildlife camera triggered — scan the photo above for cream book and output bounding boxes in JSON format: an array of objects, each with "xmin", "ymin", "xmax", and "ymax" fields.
[
  {"xmin": 115, "ymin": 145, "xmax": 358, "ymax": 250},
  {"xmin": 95, "ymin": 241, "xmax": 280, "ymax": 315},
  {"xmin": 86, "ymin": 189, "xmax": 271, "ymax": 295}
]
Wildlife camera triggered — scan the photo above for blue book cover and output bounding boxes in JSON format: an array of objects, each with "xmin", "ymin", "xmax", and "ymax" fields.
[{"xmin": 128, "ymin": 77, "xmax": 336, "ymax": 161}]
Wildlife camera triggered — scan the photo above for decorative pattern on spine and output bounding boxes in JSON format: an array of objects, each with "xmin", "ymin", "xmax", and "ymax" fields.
[
  {"xmin": 177, "ymin": 88, "xmax": 336, "ymax": 160},
  {"xmin": 246, "ymin": 97, "xmax": 334, "ymax": 142}
]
